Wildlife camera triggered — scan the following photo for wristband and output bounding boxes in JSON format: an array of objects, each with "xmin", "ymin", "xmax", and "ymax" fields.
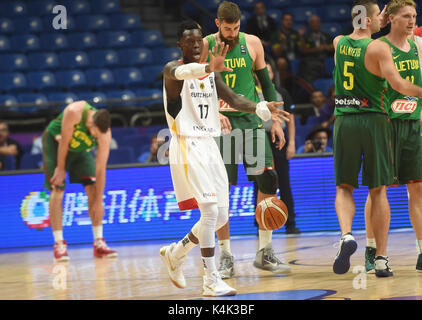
[{"xmin": 255, "ymin": 101, "xmax": 271, "ymax": 122}]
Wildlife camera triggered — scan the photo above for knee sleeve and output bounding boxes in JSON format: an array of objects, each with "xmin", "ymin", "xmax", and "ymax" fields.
[
  {"xmin": 196, "ymin": 202, "xmax": 219, "ymax": 248},
  {"xmin": 255, "ymin": 169, "xmax": 278, "ymax": 195},
  {"xmin": 216, "ymin": 207, "xmax": 229, "ymax": 231}
]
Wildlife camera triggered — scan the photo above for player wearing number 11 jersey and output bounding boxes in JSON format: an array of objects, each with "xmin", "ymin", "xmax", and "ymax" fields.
[{"xmin": 331, "ymin": 0, "xmax": 422, "ymax": 277}]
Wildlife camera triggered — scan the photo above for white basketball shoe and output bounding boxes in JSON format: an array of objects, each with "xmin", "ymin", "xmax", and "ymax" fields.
[{"xmin": 160, "ymin": 243, "xmax": 186, "ymax": 289}]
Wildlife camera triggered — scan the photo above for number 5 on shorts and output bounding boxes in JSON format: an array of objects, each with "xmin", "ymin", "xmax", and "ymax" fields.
[{"xmin": 343, "ymin": 61, "xmax": 354, "ymax": 90}]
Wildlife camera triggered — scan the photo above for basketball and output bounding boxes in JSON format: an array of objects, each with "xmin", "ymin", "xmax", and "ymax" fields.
[{"xmin": 255, "ymin": 197, "xmax": 288, "ymax": 231}]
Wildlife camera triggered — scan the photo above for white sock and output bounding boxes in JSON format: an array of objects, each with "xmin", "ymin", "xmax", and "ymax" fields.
[
  {"xmin": 218, "ymin": 240, "xmax": 231, "ymax": 254},
  {"xmin": 366, "ymin": 238, "xmax": 376, "ymax": 248},
  {"xmin": 173, "ymin": 235, "xmax": 197, "ymax": 260},
  {"xmin": 92, "ymin": 225, "xmax": 103, "ymax": 240},
  {"xmin": 202, "ymin": 256, "xmax": 217, "ymax": 278},
  {"xmin": 53, "ymin": 230, "xmax": 63, "ymax": 243},
  {"xmin": 258, "ymin": 230, "xmax": 272, "ymax": 250},
  {"xmin": 416, "ymin": 240, "xmax": 422, "ymax": 254}
]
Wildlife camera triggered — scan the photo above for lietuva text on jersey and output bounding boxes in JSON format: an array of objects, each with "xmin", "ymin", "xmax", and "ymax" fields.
[
  {"xmin": 394, "ymin": 59, "xmax": 420, "ymax": 72},
  {"xmin": 224, "ymin": 57, "xmax": 247, "ymax": 69}
]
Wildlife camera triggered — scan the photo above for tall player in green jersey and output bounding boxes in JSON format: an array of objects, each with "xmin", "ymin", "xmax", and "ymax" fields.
[
  {"xmin": 332, "ymin": 0, "xmax": 422, "ymax": 277},
  {"xmin": 43, "ymin": 100, "xmax": 117, "ymax": 262},
  {"xmin": 364, "ymin": 0, "xmax": 422, "ymax": 275},
  {"xmin": 201, "ymin": 1, "xmax": 292, "ymax": 278}
]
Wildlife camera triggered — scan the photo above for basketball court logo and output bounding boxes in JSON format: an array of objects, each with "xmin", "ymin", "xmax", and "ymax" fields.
[{"xmin": 20, "ymin": 192, "xmax": 50, "ymax": 230}]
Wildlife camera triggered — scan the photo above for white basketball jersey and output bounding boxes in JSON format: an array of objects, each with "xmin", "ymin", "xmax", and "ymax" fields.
[{"xmin": 164, "ymin": 72, "xmax": 221, "ymax": 137}]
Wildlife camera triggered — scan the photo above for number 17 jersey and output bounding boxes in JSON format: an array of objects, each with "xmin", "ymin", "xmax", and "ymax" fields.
[
  {"xmin": 333, "ymin": 36, "xmax": 388, "ymax": 116},
  {"xmin": 164, "ymin": 70, "xmax": 221, "ymax": 137}
]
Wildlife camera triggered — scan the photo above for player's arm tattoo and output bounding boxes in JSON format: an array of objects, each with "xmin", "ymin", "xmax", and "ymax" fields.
[{"xmin": 215, "ymin": 72, "xmax": 257, "ymax": 112}]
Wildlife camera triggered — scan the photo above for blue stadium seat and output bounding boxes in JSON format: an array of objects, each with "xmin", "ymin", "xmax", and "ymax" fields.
[
  {"xmin": 62, "ymin": 0, "xmax": 91, "ymax": 14},
  {"xmin": 296, "ymin": 0, "xmax": 324, "ymax": 5},
  {"xmin": 97, "ymin": 31, "xmax": 131, "ymax": 48},
  {"xmin": 5, "ymin": 1, "xmax": 27, "ymax": 17},
  {"xmin": 112, "ymin": 127, "xmax": 140, "ymax": 145},
  {"xmin": 0, "ymin": 36, "xmax": 10, "ymax": 52},
  {"xmin": 117, "ymin": 48, "xmax": 153, "ymax": 67},
  {"xmin": 290, "ymin": 58, "xmax": 300, "ymax": 75},
  {"xmin": 47, "ymin": 92, "xmax": 78, "ymax": 105},
  {"xmin": 67, "ymin": 33, "xmax": 97, "ymax": 50},
  {"xmin": 321, "ymin": 23, "xmax": 342, "ymax": 38},
  {"xmin": 106, "ymin": 89, "xmax": 136, "ymax": 106},
  {"xmin": 323, "ymin": 5, "xmax": 350, "ymax": 22},
  {"xmin": 110, "ymin": 13, "xmax": 142, "ymax": 30},
  {"xmin": 74, "ymin": 15, "xmax": 110, "ymax": 32},
  {"xmin": 287, "ymin": 7, "xmax": 318, "ymax": 24},
  {"xmin": 267, "ymin": 0, "xmax": 291, "ymax": 8},
  {"xmin": 26, "ymin": 71, "xmax": 58, "ymax": 91},
  {"xmin": 234, "ymin": 0, "xmax": 255, "ymax": 10},
  {"xmin": 0, "ymin": 54, "xmax": 28, "ymax": 72},
  {"xmin": 42, "ymin": 15, "xmax": 76, "ymax": 33},
  {"xmin": 203, "ymin": 0, "xmax": 224, "ymax": 11},
  {"xmin": 26, "ymin": 1, "xmax": 57, "ymax": 16},
  {"xmin": 15, "ymin": 17, "xmax": 44, "ymax": 34},
  {"xmin": 88, "ymin": 49, "xmax": 120, "ymax": 68},
  {"xmin": 27, "ymin": 52, "xmax": 60, "ymax": 70},
  {"xmin": 59, "ymin": 51, "xmax": 90, "ymax": 69},
  {"xmin": 20, "ymin": 154, "xmax": 43, "ymax": 170},
  {"xmin": 76, "ymin": 91, "xmax": 107, "ymax": 108},
  {"xmin": 40, "ymin": 33, "xmax": 69, "ymax": 51},
  {"xmin": 0, "ymin": 73, "xmax": 27, "ymax": 93},
  {"xmin": 313, "ymin": 78, "xmax": 334, "ymax": 96},
  {"xmin": 135, "ymin": 88, "xmax": 163, "ymax": 106},
  {"xmin": 108, "ymin": 147, "xmax": 135, "ymax": 165},
  {"xmin": 324, "ymin": 57, "xmax": 335, "ymax": 77},
  {"xmin": 120, "ymin": 134, "xmax": 151, "ymax": 156},
  {"xmin": 151, "ymin": 47, "xmax": 180, "ymax": 65},
  {"xmin": 93, "ymin": 0, "xmax": 121, "ymax": 13},
  {"xmin": 113, "ymin": 68, "xmax": 145, "ymax": 88},
  {"xmin": 17, "ymin": 93, "xmax": 48, "ymax": 113},
  {"xmin": 131, "ymin": 30, "xmax": 164, "ymax": 48},
  {"xmin": 55, "ymin": 70, "xmax": 87, "ymax": 89},
  {"xmin": 266, "ymin": 10, "xmax": 281, "ymax": 25},
  {"xmin": 0, "ymin": 95, "xmax": 18, "ymax": 111},
  {"xmin": 141, "ymin": 65, "xmax": 163, "ymax": 86},
  {"xmin": 0, "ymin": 18, "xmax": 14, "ymax": 34},
  {"xmin": 85, "ymin": 68, "xmax": 115, "ymax": 89},
  {"xmin": 11, "ymin": 34, "xmax": 41, "ymax": 52}
]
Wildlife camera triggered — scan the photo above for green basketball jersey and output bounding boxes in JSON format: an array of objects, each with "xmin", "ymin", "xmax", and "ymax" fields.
[
  {"xmin": 206, "ymin": 32, "xmax": 259, "ymax": 117},
  {"xmin": 380, "ymin": 37, "xmax": 422, "ymax": 120},
  {"xmin": 47, "ymin": 102, "xmax": 98, "ymax": 152},
  {"xmin": 333, "ymin": 36, "xmax": 388, "ymax": 115}
]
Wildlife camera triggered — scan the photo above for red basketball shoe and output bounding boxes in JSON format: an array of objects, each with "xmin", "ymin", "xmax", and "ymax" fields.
[
  {"xmin": 54, "ymin": 240, "xmax": 70, "ymax": 262},
  {"xmin": 93, "ymin": 238, "xmax": 118, "ymax": 258}
]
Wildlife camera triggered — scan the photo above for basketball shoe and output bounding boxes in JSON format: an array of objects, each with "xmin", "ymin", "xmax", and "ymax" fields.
[
  {"xmin": 202, "ymin": 271, "xmax": 237, "ymax": 297},
  {"xmin": 54, "ymin": 240, "xmax": 69, "ymax": 262},
  {"xmin": 253, "ymin": 243, "xmax": 291, "ymax": 273},
  {"xmin": 416, "ymin": 253, "xmax": 422, "ymax": 272},
  {"xmin": 218, "ymin": 251, "xmax": 235, "ymax": 279},
  {"xmin": 333, "ymin": 233, "xmax": 357, "ymax": 274},
  {"xmin": 160, "ymin": 243, "xmax": 186, "ymax": 289},
  {"xmin": 365, "ymin": 246, "xmax": 376, "ymax": 274},
  {"xmin": 93, "ymin": 238, "xmax": 118, "ymax": 258},
  {"xmin": 375, "ymin": 256, "xmax": 393, "ymax": 277}
]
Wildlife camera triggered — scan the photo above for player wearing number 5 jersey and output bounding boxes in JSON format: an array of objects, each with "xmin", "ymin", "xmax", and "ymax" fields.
[
  {"xmin": 363, "ymin": 0, "xmax": 422, "ymax": 276},
  {"xmin": 332, "ymin": 0, "xmax": 422, "ymax": 276},
  {"xmin": 159, "ymin": 20, "xmax": 288, "ymax": 297}
]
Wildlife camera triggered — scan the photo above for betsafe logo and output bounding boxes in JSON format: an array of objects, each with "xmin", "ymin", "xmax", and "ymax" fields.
[{"xmin": 20, "ymin": 192, "xmax": 50, "ymax": 230}]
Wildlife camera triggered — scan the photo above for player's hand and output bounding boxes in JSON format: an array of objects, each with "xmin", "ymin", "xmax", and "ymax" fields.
[
  {"xmin": 267, "ymin": 102, "xmax": 290, "ymax": 123},
  {"xmin": 286, "ymin": 143, "xmax": 296, "ymax": 160},
  {"xmin": 219, "ymin": 113, "xmax": 232, "ymax": 135},
  {"xmin": 270, "ymin": 122, "xmax": 286, "ymax": 150},
  {"xmin": 209, "ymin": 42, "xmax": 233, "ymax": 73},
  {"xmin": 50, "ymin": 167, "xmax": 66, "ymax": 190},
  {"xmin": 379, "ymin": 5, "xmax": 389, "ymax": 28}
]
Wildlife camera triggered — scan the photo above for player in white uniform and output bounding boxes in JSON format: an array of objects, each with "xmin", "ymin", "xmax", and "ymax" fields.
[{"xmin": 159, "ymin": 20, "xmax": 289, "ymax": 297}]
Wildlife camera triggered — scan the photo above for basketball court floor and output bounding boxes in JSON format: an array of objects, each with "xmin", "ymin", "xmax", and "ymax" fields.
[{"xmin": 0, "ymin": 229, "xmax": 421, "ymax": 300}]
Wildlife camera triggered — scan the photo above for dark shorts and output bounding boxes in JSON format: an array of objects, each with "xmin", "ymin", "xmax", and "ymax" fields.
[
  {"xmin": 391, "ymin": 118, "xmax": 422, "ymax": 185},
  {"xmin": 42, "ymin": 130, "xmax": 96, "ymax": 190},
  {"xmin": 216, "ymin": 113, "xmax": 274, "ymax": 185},
  {"xmin": 333, "ymin": 113, "xmax": 394, "ymax": 189}
]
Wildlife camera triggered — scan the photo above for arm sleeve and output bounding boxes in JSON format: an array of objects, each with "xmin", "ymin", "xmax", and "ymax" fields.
[
  {"xmin": 174, "ymin": 63, "xmax": 209, "ymax": 80},
  {"xmin": 255, "ymin": 67, "xmax": 278, "ymax": 102}
]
